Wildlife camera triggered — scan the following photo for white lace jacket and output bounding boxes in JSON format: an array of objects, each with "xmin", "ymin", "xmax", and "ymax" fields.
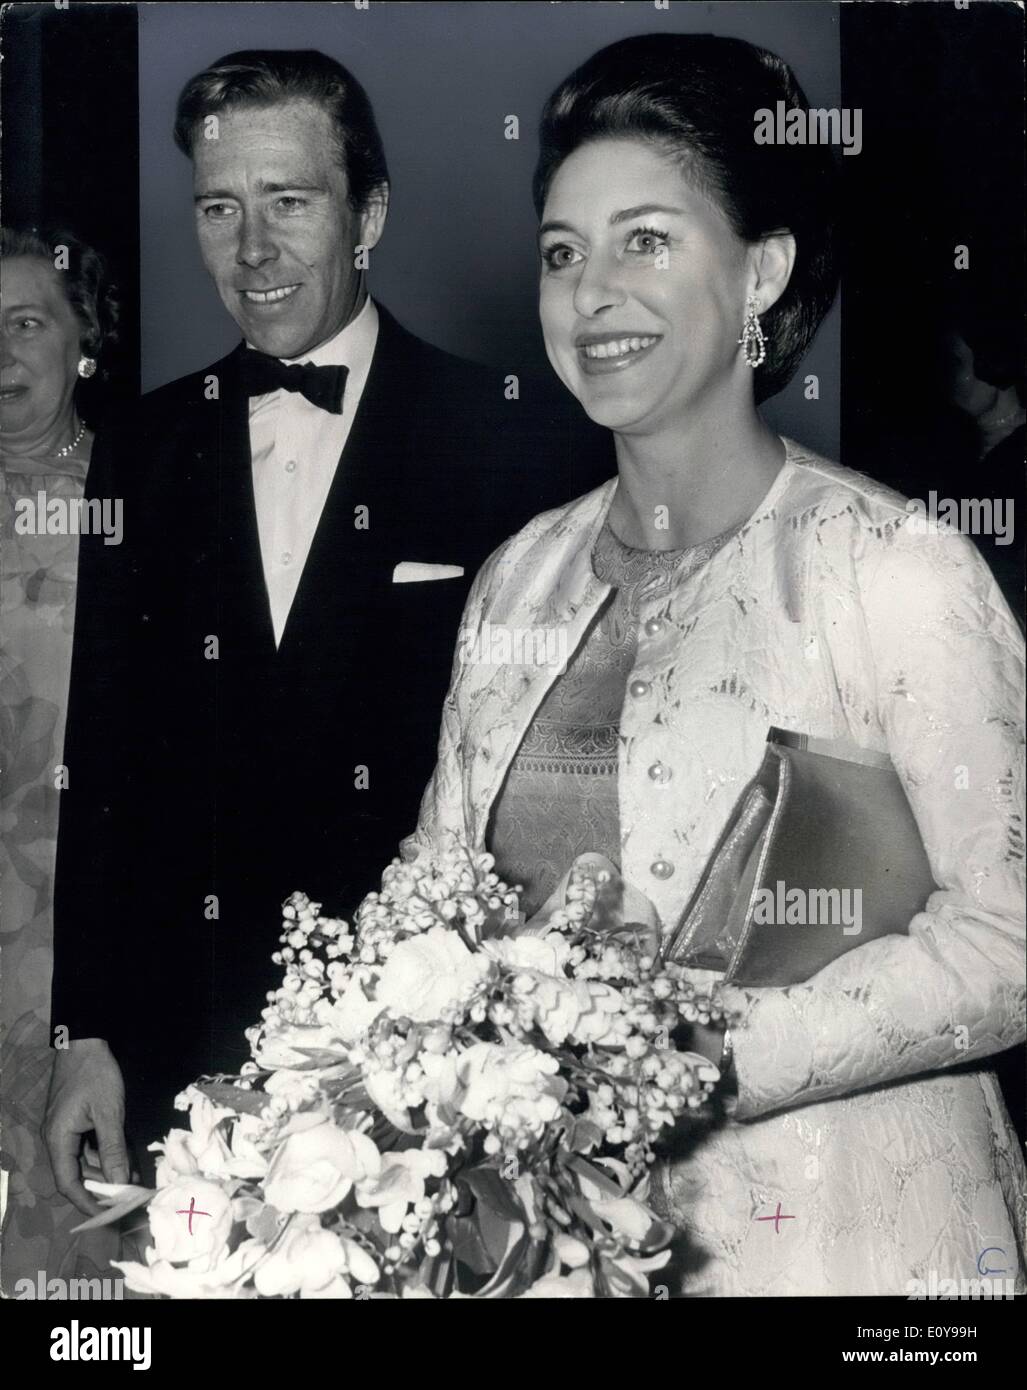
[{"xmin": 404, "ymin": 436, "xmax": 1026, "ymax": 1293}]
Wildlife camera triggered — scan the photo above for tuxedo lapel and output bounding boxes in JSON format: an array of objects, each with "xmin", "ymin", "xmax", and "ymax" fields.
[{"xmin": 210, "ymin": 344, "xmax": 278, "ymax": 662}]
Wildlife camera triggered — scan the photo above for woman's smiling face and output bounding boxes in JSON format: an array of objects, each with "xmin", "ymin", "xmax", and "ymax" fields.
[{"xmin": 538, "ymin": 137, "xmax": 755, "ymax": 435}]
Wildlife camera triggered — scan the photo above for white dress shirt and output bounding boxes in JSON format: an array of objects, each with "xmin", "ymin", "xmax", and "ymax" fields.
[{"xmin": 248, "ymin": 295, "xmax": 379, "ymax": 646}]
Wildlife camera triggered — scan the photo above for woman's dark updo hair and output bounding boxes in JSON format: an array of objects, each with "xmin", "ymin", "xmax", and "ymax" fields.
[
  {"xmin": 0, "ymin": 225, "xmax": 120, "ymax": 365},
  {"xmin": 533, "ymin": 34, "xmax": 839, "ymax": 403}
]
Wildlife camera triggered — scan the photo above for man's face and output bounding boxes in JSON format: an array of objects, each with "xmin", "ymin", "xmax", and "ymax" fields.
[{"xmin": 192, "ymin": 99, "xmax": 386, "ymax": 358}]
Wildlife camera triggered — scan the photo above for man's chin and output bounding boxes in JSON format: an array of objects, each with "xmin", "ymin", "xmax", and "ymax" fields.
[
  {"xmin": 226, "ymin": 296, "xmax": 319, "ymax": 358},
  {"xmin": 236, "ymin": 321, "xmax": 313, "ymax": 358}
]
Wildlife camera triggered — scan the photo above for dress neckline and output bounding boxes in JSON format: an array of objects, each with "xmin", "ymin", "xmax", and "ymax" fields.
[
  {"xmin": 598, "ymin": 514, "xmax": 743, "ymax": 559},
  {"xmin": 590, "ymin": 514, "xmax": 743, "ymax": 616}
]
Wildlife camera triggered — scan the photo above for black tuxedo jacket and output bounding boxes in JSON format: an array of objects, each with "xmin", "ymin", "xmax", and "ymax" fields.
[{"xmin": 51, "ymin": 302, "xmax": 612, "ymax": 1135}]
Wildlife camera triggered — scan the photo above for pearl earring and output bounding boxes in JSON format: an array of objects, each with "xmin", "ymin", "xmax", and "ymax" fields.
[
  {"xmin": 738, "ymin": 296, "xmax": 766, "ymax": 369},
  {"xmin": 77, "ymin": 356, "xmax": 97, "ymax": 379}
]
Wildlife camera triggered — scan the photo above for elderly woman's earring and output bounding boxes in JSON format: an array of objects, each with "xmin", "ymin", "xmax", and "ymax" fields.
[
  {"xmin": 77, "ymin": 356, "xmax": 97, "ymax": 379},
  {"xmin": 738, "ymin": 296, "xmax": 766, "ymax": 368}
]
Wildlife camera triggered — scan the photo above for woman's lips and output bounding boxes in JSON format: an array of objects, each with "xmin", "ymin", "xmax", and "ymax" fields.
[
  {"xmin": 0, "ymin": 384, "xmax": 29, "ymax": 402},
  {"xmin": 576, "ymin": 334, "xmax": 662, "ymax": 376}
]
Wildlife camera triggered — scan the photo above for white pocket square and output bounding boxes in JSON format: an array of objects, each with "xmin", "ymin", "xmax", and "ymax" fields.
[{"xmin": 392, "ymin": 561, "xmax": 465, "ymax": 584}]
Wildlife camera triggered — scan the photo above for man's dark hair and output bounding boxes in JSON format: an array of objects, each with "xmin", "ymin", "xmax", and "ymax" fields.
[
  {"xmin": 533, "ymin": 33, "xmax": 839, "ymax": 403},
  {"xmin": 174, "ymin": 49, "xmax": 390, "ymax": 212}
]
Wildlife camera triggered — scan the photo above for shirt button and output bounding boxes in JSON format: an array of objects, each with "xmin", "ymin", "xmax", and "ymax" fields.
[
  {"xmin": 643, "ymin": 617, "xmax": 664, "ymax": 638},
  {"xmin": 650, "ymin": 859, "xmax": 675, "ymax": 880},
  {"xmin": 648, "ymin": 761, "xmax": 672, "ymax": 784},
  {"xmin": 285, "ymin": 460, "xmax": 297, "ymax": 473},
  {"xmin": 281, "ymin": 551, "xmax": 293, "ymax": 566},
  {"xmin": 629, "ymin": 679, "xmax": 650, "ymax": 698}
]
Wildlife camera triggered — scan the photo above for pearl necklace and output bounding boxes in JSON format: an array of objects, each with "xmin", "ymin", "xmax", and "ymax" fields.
[{"xmin": 54, "ymin": 421, "xmax": 87, "ymax": 458}]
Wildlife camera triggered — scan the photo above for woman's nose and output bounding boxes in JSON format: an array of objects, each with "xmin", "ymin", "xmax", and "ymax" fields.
[
  {"xmin": 572, "ymin": 251, "xmax": 627, "ymax": 319},
  {"xmin": 0, "ymin": 333, "xmax": 18, "ymax": 369}
]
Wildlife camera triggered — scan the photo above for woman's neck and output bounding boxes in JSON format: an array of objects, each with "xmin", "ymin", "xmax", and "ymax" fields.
[
  {"xmin": 607, "ymin": 407, "xmax": 786, "ymax": 550},
  {"xmin": 0, "ymin": 409, "xmax": 82, "ymax": 461}
]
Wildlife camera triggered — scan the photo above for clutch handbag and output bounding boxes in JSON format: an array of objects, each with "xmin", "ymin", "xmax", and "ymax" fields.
[{"xmin": 665, "ymin": 728, "xmax": 938, "ymax": 987}]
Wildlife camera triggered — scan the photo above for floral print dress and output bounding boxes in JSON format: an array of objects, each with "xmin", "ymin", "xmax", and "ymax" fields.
[{"xmin": 1, "ymin": 439, "xmax": 122, "ymax": 1293}]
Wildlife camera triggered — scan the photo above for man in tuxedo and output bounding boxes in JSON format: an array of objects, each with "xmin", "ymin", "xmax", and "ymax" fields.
[{"xmin": 46, "ymin": 49, "xmax": 610, "ymax": 1211}]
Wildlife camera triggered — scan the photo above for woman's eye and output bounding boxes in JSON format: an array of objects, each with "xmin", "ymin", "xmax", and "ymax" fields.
[
  {"xmin": 17, "ymin": 318, "xmax": 42, "ymax": 331},
  {"xmin": 541, "ymin": 244, "xmax": 583, "ymax": 271},
  {"xmin": 626, "ymin": 227, "xmax": 670, "ymax": 256}
]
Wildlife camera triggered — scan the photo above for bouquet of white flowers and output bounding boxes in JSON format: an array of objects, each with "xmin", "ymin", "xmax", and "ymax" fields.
[{"xmin": 80, "ymin": 845, "xmax": 726, "ymax": 1298}]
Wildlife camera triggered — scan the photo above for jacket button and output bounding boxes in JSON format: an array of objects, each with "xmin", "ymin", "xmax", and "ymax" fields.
[
  {"xmin": 650, "ymin": 859, "xmax": 675, "ymax": 880},
  {"xmin": 629, "ymin": 679, "xmax": 650, "ymax": 698},
  {"xmin": 643, "ymin": 617, "xmax": 663, "ymax": 637},
  {"xmin": 648, "ymin": 762, "xmax": 672, "ymax": 784}
]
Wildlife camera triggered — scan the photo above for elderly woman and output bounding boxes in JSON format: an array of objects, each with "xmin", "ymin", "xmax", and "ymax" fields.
[
  {"xmin": 1, "ymin": 225, "xmax": 120, "ymax": 1290},
  {"xmin": 404, "ymin": 35, "xmax": 1026, "ymax": 1295}
]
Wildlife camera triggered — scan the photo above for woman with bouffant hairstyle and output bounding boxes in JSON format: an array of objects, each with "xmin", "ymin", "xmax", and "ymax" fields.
[{"xmin": 405, "ymin": 35, "xmax": 1025, "ymax": 1296}]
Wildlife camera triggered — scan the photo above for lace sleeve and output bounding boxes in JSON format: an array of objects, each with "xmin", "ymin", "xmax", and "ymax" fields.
[{"xmin": 723, "ymin": 520, "xmax": 1026, "ymax": 1121}]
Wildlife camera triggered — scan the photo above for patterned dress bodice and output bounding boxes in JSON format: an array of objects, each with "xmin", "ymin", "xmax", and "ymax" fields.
[{"xmin": 488, "ymin": 517, "xmax": 740, "ymax": 915}]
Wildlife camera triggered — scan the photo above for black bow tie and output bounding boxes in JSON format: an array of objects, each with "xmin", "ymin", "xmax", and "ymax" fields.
[{"xmin": 240, "ymin": 349, "xmax": 348, "ymax": 414}]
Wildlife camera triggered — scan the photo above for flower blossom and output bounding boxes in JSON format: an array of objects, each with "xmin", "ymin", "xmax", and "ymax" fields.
[
  {"xmin": 264, "ymin": 1122, "xmax": 381, "ymax": 1214},
  {"xmin": 375, "ymin": 926, "xmax": 493, "ymax": 1023}
]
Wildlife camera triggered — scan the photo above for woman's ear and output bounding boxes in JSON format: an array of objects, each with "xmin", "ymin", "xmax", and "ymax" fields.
[{"xmin": 748, "ymin": 231, "xmax": 797, "ymax": 313}]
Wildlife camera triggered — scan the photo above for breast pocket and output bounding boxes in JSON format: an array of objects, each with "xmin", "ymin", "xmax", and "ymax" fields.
[{"xmin": 390, "ymin": 575, "xmax": 471, "ymax": 682}]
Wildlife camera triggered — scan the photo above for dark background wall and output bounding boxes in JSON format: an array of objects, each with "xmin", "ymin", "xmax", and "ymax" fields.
[
  {"xmin": 1, "ymin": 2, "xmax": 140, "ymax": 424},
  {"xmin": 840, "ymin": 1, "xmax": 1025, "ymax": 1135},
  {"xmin": 137, "ymin": 0, "xmax": 841, "ymax": 459},
  {"xmin": 840, "ymin": 1, "xmax": 1023, "ymax": 601}
]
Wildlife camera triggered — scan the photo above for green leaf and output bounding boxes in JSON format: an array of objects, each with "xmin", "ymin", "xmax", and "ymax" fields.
[
  {"xmin": 282, "ymin": 1046, "xmax": 351, "ymax": 1068},
  {"xmin": 636, "ymin": 1215, "xmax": 676, "ymax": 1255},
  {"xmin": 195, "ymin": 1082, "xmax": 272, "ymax": 1116},
  {"xmin": 475, "ymin": 1230, "xmax": 541, "ymax": 1299},
  {"xmin": 600, "ymin": 1251, "xmax": 649, "ymax": 1298},
  {"xmin": 446, "ymin": 1213, "xmax": 497, "ymax": 1277},
  {"xmin": 565, "ymin": 1153, "xmax": 623, "ymax": 1198},
  {"xmin": 462, "ymin": 1166, "xmax": 525, "ymax": 1227},
  {"xmin": 564, "ymin": 1192, "xmax": 607, "ymax": 1238},
  {"xmin": 70, "ymin": 1186, "xmax": 154, "ymax": 1234},
  {"xmin": 566, "ymin": 1119, "xmax": 602, "ymax": 1155}
]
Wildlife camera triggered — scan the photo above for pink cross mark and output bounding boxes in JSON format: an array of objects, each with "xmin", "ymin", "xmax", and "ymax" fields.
[
  {"xmin": 756, "ymin": 1201, "xmax": 795, "ymax": 1234},
  {"xmin": 176, "ymin": 1197, "xmax": 212, "ymax": 1235}
]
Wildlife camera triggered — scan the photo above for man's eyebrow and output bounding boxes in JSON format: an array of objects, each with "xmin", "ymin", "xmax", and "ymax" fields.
[
  {"xmin": 194, "ymin": 181, "xmax": 328, "ymax": 202},
  {"xmin": 538, "ymin": 203, "xmax": 688, "ymax": 239},
  {"xmin": 259, "ymin": 181, "xmax": 327, "ymax": 195}
]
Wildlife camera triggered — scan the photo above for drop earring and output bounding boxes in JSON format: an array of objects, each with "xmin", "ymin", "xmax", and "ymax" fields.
[{"xmin": 738, "ymin": 296, "xmax": 766, "ymax": 368}]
